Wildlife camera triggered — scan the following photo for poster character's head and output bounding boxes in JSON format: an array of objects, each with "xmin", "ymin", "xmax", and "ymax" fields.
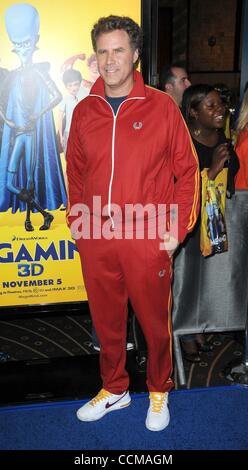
[
  {"xmin": 87, "ymin": 53, "xmax": 99, "ymax": 83},
  {"xmin": 5, "ymin": 3, "xmax": 40, "ymax": 65},
  {"xmin": 62, "ymin": 69, "xmax": 82, "ymax": 97}
]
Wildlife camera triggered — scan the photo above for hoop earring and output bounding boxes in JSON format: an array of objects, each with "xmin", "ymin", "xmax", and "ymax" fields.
[{"xmin": 194, "ymin": 128, "xmax": 201, "ymax": 137}]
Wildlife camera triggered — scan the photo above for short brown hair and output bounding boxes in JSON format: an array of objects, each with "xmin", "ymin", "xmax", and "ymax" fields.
[{"xmin": 91, "ymin": 15, "xmax": 143, "ymax": 66}]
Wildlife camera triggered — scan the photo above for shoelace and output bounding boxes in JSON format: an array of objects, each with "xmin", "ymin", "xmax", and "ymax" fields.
[
  {"xmin": 149, "ymin": 392, "xmax": 168, "ymax": 413},
  {"xmin": 90, "ymin": 389, "xmax": 113, "ymax": 407}
]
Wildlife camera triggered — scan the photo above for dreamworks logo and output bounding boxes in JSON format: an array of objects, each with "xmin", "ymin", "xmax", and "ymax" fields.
[{"xmin": 12, "ymin": 235, "xmax": 48, "ymax": 242}]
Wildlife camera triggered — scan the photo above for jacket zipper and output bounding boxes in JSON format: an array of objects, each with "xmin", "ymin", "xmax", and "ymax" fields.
[{"xmin": 90, "ymin": 94, "xmax": 145, "ymax": 230}]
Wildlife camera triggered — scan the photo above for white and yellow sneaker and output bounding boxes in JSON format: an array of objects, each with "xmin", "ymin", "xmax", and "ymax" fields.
[
  {"xmin": 145, "ymin": 392, "xmax": 170, "ymax": 431},
  {"xmin": 76, "ymin": 388, "xmax": 131, "ymax": 422},
  {"xmin": 93, "ymin": 342, "xmax": 134, "ymax": 352}
]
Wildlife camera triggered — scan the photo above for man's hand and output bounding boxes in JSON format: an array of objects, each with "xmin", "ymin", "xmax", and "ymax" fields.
[{"xmin": 163, "ymin": 234, "xmax": 179, "ymax": 258}]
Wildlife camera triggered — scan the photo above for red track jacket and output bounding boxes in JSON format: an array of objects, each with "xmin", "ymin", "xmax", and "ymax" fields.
[{"xmin": 66, "ymin": 71, "xmax": 199, "ymax": 242}]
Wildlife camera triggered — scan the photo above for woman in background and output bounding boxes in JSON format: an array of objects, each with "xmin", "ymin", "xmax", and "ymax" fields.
[{"xmin": 173, "ymin": 84, "xmax": 239, "ymax": 363}]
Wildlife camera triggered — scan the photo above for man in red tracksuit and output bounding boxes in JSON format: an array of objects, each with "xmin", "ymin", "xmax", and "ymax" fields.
[{"xmin": 66, "ymin": 15, "xmax": 199, "ymax": 432}]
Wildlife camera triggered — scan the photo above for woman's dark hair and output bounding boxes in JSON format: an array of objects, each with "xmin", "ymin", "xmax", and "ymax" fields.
[
  {"xmin": 91, "ymin": 15, "xmax": 143, "ymax": 67},
  {"xmin": 214, "ymin": 83, "xmax": 231, "ymax": 105},
  {"xmin": 181, "ymin": 84, "xmax": 215, "ymax": 124}
]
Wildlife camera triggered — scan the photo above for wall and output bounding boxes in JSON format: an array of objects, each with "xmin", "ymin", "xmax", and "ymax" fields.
[
  {"xmin": 172, "ymin": 0, "xmax": 188, "ymax": 64},
  {"xmin": 189, "ymin": 0, "xmax": 237, "ymax": 72},
  {"xmin": 158, "ymin": 0, "xmax": 241, "ymax": 96}
]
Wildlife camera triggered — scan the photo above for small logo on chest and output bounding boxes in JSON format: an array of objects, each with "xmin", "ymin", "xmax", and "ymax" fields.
[
  {"xmin": 158, "ymin": 269, "xmax": 166, "ymax": 277},
  {"xmin": 133, "ymin": 121, "xmax": 143, "ymax": 130}
]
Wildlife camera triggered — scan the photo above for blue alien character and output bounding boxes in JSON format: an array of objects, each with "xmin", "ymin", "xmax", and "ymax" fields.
[{"xmin": 0, "ymin": 3, "xmax": 66, "ymax": 230}]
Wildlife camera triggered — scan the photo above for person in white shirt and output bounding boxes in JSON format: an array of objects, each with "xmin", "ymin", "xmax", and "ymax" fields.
[{"xmin": 58, "ymin": 69, "xmax": 88, "ymax": 154}]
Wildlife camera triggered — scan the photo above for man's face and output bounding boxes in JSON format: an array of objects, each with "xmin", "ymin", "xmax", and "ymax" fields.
[
  {"xmin": 166, "ymin": 67, "xmax": 191, "ymax": 106},
  {"xmin": 95, "ymin": 29, "xmax": 139, "ymax": 97},
  {"xmin": 66, "ymin": 80, "xmax": 81, "ymax": 97}
]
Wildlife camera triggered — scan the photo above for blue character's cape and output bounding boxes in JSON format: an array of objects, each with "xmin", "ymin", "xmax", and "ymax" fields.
[{"xmin": 0, "ymin": 63, "xmax": 67, "ymax": 213}]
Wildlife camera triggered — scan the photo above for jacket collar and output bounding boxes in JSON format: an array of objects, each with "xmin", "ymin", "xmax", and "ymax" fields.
[{"xmin": 90, "ymin": 70, "xmax": 146, "ymax": 99}]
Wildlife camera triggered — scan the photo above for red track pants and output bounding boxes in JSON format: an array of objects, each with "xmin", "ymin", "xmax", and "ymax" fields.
[{"xmin": 76, "ymin": 232, "xmax": 174, "ymax": 394}]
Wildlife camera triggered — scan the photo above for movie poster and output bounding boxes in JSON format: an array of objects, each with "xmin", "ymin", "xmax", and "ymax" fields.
[{"xmin": 0, "ymin": 0, "xmax": 141, "ymax": 307}]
